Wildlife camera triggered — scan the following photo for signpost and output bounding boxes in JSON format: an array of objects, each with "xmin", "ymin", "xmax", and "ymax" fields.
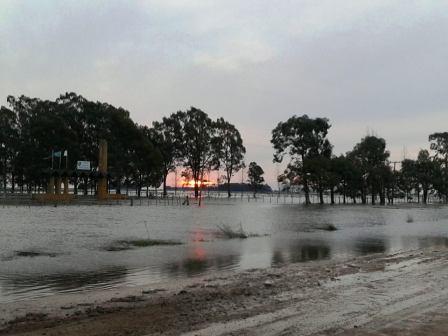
[{"xmin": 76, "ymin": 161, "xmax": 91, "ymax": 171}]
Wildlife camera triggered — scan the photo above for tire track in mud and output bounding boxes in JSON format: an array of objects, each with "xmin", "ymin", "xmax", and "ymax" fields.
[{"xmin": 183, "ymin": 257, "xmax": 448, "ymax": 336}]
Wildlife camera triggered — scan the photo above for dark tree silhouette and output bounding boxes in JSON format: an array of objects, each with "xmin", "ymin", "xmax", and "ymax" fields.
[
  {"xmin": 0, "ymin": 106, "xmax": 18, "ymax": 193},
  {"xmin": 349, "ymin": 136, "xmax": 390, "ymax": 205},
  {"xmin": 247, "ymin": 161, "xmax": 264, "ymax": 197},
  {"xmin": 271, "ymin": 115, "xmax": 331, "ymax": 205},
  {"xmin": 214, "ymin": 117, "xmax": 246, "ymax": 198},
  {"xmin": 429, "ymin": 132, "xmax": 448, "ymax": 202},
  {"xmin": 147, "ymin": 116, "xmax": 182, "ymax": 197},
  {"xmin": 3, "ymin": 93, "xmax": 163, "ymax": 196},
  {"xmin": 172, "ymin": 107, "xmax": 218, "ymax": 199}
]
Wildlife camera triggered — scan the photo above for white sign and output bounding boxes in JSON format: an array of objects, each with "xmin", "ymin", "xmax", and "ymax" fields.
[{"xmin": 76, "ymin": 161, "xmax": 91, "ymax": 171}]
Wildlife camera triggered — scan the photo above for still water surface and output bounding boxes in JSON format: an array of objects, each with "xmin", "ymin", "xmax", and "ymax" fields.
[{"xmin": 1, "ymin": 201, "xmax": 448, "ymax": 303}]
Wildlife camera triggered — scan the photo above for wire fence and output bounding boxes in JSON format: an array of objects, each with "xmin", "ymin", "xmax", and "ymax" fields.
[{"xmin": 1, "ymin": 190, "xmax": 443, "ymax": 207}]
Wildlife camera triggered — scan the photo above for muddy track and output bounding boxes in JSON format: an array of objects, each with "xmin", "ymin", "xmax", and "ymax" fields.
[{"xmin": 1, "ymin": 249, "xmax": 447, "ymax": 336}]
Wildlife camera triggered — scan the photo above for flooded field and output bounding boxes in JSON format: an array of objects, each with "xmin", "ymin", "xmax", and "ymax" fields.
[{"xmin": 1, "ymin": 200, "xmax": 448, "ymax": 303}]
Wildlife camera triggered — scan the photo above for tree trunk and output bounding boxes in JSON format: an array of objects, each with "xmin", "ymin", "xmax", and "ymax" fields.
[
  {"xmin": 330, "ymin": 188, "xmax": 335, "ymax": 205},
  {"xmin": 303, "ymin": 179, "xmax": 311, "ymax": 205},
  {"xmin": 380, "ymin": 189, "xmax": 385, "ymax": 205},
  {"xmin": 319, "ymin": 188, "xmax": 324, "ymax": 205},
  {"xmin": 116, "ymin": 178, "xmax": 121, "ymax": 194},
  {"xmin": 302, "ymin": 156, "xmax": 311, "ymax": 205},
  {"xmin": 11, "ymin": 173, "xmax": 15, "ymax": 193},
  {"xmin": 225, "ymin": 170, "xmax": 232, "ymax": 198},
  {"xmin": 227, "ymin": 173, "xmax": 231, "ymax": 198},
  {"xmin": 137, "ymin": 176, "xmax": 141, "ymax": 198},
  {"xmin": 163, "ymin": 173, "xmax": 167, "ymax": 197},
  {"xmin": 74, "ymin": 176, "xmax": 78, "ymax": 195},
  {"xmin": 194, "ymin": 181, "xmax": 199, "ymax": 198},
  {"xmin": 83, "ymin": 177, "xmax": 88, "ymax": 195},
  {"xmin": 361, "ymin": 186, "xmax": 366, "ymax": 204}
]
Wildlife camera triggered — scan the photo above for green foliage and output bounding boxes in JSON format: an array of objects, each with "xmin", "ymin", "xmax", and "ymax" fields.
[
  {"xmin": 271, "ymin": 115, "xmax": 332, "ymax": 204},
  {"xmin": 429, "ymin": 132, "xmax": 448, "ymax": 200},
  {"xmin": 0, "ymin": 106, "xmax": 18, "ymax": 190},
  {"xmin": 169, "ymin": 107, "xmax": 218, "ymax": 198},
  {"xmin": 349, "ymin": 136, "xmax": 390, "ymax": 205},
  {"xmin": 2, "ymin": 93, "xmax": 163, "ymax": 195},
  {"xmin": 146, "ymin": 115, "xmax": 182, "ymax": 196},
  {"xmin": 214, "ymin": 117, "xmax": 246, "ymax": 197},
  {"xmin": 429, "ymin": 132, "xmax": 448, "ymax": 160},
  {"xmin": 247, "ymin": 161, "xmax": 264, "ymax": 196},
  {"xmin": 162, "ymin": 108, "xmax": 244, "ymax": 199}
]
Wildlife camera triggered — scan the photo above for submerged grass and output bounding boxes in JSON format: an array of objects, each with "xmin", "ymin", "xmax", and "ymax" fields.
[
  {"xmin": 317, "ymin": 224, "xmax": 338, "ymax": 231},
  {"xmin": 105, "ymin": 239, "xmax": 183, "ymax": 251},
  {"xmin": 13, "ymin": 250, "xmax": 59, "ymax": 258},
  {"xmin": 127, "ymin": 239, "xmax": 183, "ymax": 247},
  {"xmin": 217, "ymin": 224, "xmax": 249, "ymax": 239},
  {"xmin": 216, "ymin": 223, "xmax": 268, "ymax": 239}
]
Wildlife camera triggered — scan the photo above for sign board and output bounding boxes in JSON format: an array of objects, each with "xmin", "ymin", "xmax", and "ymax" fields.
[{"xmin": 76, "ymin": 161, "xmax": 91, "ymax": 171}]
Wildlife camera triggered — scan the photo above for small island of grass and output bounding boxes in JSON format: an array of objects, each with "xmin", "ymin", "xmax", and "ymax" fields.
[{"xmin": 105, "ymin": 239, "xmax": 183, "ymax": 251}]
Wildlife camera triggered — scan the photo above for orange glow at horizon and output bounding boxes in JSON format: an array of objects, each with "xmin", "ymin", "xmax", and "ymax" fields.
[{"xmin": 182, "ymin": 178, "xmax": 215, "ymax": 188}]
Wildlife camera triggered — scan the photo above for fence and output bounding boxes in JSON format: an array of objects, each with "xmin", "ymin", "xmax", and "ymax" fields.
[{"xmin": 0, "ymin": 189, "xmax": 443, "ymax": 207}]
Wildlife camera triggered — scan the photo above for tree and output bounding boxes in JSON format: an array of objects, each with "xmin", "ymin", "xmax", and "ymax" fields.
[
  {"xmin": 400, "ymin": 159, "xmax": 418, "ymax": 202},
  {"xmin": 415, "ymin": 149, "xmax": 437, "ymax": 204},
  {"xmin": 247, "ymin": 162, "xmax": 264, "ymax": 197},
  {"xmin": 271, "ymin": 115, "xmax": 332, "ymax": 205},
  {"xmin": 4, "ymin": 93, "xmax": 163, "ymax": 196},
  {"xmin": 214, "ymin": 117, "xmax": 246, "ymax": 197},
  {"xmin": 429, "ymin": 132, "xmax": 448, "ymax": 202},
  {"xmin": 305, "ymin": 138, "xmax": 333, "ymax": 205},
  {"xmin": 147, "ymin": 115, "xmax": 182, "ymax": 197},
  {"xmin": 350, "ymin": 136, "xmax": 390, "ymax": 205},
  {"xmin": 305, "ymin": 156, "xmax": 330, "ymax": 204},
  {"xmin": 173, "ymin": 107, "xmax": 218, "ymax": 198},
  {"xmin": 0, "ymin": 106, "xmax": 18, "ymax": 193}
]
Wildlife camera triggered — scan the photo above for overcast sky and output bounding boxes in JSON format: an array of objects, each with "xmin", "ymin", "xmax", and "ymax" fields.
[{"xmin": 1, "ymin": 0, "xmax": 448, "ymax": 187}]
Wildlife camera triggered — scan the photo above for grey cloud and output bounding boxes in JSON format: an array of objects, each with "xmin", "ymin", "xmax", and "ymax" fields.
[{"xmin": 1, "ymin": 0, "xmax": 447, "ymax": 186}]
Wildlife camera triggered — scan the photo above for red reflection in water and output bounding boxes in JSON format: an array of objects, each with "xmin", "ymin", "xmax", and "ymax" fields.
[{"xmin": 192, "ymin": 245, "xmax": 206, "ymax": 261}]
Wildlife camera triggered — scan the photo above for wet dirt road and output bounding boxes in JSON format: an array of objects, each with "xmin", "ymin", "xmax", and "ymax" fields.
[{"xmin": 1, "ymin": 248, "xmax": 447, "ymax": 336}]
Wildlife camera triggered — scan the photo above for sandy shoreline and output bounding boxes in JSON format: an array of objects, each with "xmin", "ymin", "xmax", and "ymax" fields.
[{"xmin": 1, "ymin": 247, "xmax": 447, "ymax": 335}]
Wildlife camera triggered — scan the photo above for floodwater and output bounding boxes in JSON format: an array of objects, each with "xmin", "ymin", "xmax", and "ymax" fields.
[{"xmin": 1, "ymin": 199, "xmax": 448, "ymax": 303}]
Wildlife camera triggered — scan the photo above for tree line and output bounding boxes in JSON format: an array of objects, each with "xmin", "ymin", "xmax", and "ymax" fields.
[
  {"xmin": 272, "ymin": 115, "xmax": 448, "ymax": 205},
  {"xmin": 0, "ymin": 93, "xmax": 246, "ymax": 198},
  {"xmin": 1, "ymin": 93, "xmax": 447, "ymax": 204}
]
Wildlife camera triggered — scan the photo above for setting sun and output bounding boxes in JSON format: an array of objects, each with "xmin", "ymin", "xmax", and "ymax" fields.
[{"xmin": 182, "ymin": 179, "xmax": 215, "ymax": 188}]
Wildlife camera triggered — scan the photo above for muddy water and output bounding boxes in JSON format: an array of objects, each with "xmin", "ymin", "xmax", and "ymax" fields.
[{"xmin": 1, "ymin": 201, "xmax": 448, "ymax": 303}]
